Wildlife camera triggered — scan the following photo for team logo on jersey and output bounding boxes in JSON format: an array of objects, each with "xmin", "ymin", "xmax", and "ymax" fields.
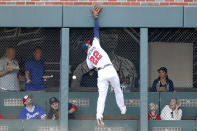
[{"xmin": 26, "ymin": 112, "xmax": 39, "ymax": 120}]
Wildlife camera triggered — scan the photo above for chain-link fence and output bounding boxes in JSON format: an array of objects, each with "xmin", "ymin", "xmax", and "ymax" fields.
[
  {"xmin": 69, "ymin": 28, "xmax": 140, "ymax": 92},
  {"xmin": 0, "ymin": 28, "xmax": 60, "ymax": 92},
  {"xmin": 69, "ymin": 28, "xmax": 197, "ymax": 92},
  {"xmin": 149, "ymin": 28, "xmax": 197, "ymax": 91},
  {"xmin": 148, "ymin": 28, "xmax": 197, "ymax": 123},
  {"xmin": 1, "ymin": 27, "xmax": 197, "ymax": 128}
]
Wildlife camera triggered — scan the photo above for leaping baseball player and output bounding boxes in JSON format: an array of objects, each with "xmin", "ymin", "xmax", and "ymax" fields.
[{"xmin": 81, "ymin": 5, "xmax": 127, "ymax": 127}]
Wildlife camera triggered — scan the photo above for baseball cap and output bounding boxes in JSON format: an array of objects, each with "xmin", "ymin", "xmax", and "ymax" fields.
[
  {"xmin": 81, "ymin": 40, "xmax": 91, "ymax": 52},
  {"xmin": 49, "ymin": 97, "xmax": 59, "ymax": 105},
  {"xmin": 22, "ymin": 95, "xmax": 31, "ymax": 104},
  {"xmin": 158, "ymin": 67, "xmax": 167, "ymax": 73}
]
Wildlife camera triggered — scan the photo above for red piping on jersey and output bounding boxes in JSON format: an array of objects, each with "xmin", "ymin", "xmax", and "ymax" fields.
[{"xmin": 87, "ymin": 40, "xmax": 91, "ymax": 45}]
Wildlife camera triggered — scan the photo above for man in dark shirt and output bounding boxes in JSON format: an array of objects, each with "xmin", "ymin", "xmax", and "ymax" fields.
[
  {"xmin": 80, "ymin": 69, "xmax": 98, "ymax": 87},
  {"xmin": 25, "ymin": 47, "xmax": 46, "ymax": 91},
  {"xmin": 47, "ymin": 97, "xmax": 78, "ymax": 120}
]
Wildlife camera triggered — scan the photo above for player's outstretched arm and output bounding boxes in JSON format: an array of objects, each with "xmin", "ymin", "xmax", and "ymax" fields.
[
  {"xmin": 92, "ymin": 5, "xmax": 102, "ymax": 39},
  {"xmin": 94, "ymin": 18, "xmax": 99, "ymax": 39}
]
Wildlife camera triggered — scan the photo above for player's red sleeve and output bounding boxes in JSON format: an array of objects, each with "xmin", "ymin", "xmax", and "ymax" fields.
[{"xmin": 72, "ymin": 105, "xmax": 78, "ymax": 110}]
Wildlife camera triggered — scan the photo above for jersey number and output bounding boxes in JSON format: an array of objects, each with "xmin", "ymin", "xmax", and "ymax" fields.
[{"xmin": 90, "ymin": 50, "xmax": 102, "ymax": 65}]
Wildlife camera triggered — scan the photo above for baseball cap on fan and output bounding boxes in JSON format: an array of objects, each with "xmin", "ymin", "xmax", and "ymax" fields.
[
  {"xmin": 81, "ymin": 40, "xmax": 91, "ymax": 52},
  {"xmin": 49, "ymin": 97, "xmax": 59, "ymax": 105},
  {"xmin": 22, "ymin": 95, "xmax": 32, "ymax": 104}
]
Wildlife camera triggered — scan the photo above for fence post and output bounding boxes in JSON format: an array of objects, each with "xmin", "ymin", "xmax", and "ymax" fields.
[
  {"xmin": 60, "ymin": 28, "xmax": 69, "ymax": 131},
  {"xmin": 140, "ymin": 28, "xmax": 148, "ymax": 131}
]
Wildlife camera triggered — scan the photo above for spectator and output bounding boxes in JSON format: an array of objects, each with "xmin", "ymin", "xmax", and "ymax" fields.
[
  {"xmin": 19, "ymin": 95, "xmax": 46, "ymax": 120},
  {"xmin": 109, "ymin": 73, "xmax": 130, "ymax": 93},
  {"xmin": 121, "ymin": 76, "xmax": 131, "ymax": 93},
  {"xmin": 80, "ymin": 69, "xmax": 98, "ymax": 87},
  {"xmin": 161, "ymin": 98, "xmax": 182, "ymax": 120},
  {"xmin": 47, "ymin": 97, "xmax": 78, "ymax": 120},
  {"xmin": 152, "ymin": 67, "xmax": 174, "ymax": 92},
  {"xmin": 0, "ymin": 46, "xmax": 20, "ymax": 91},
  {"xmin": 148, "ymin": 103, "xmax": 161, "ymax": 120},
  {"xmin": 25, "ymin": 47, "xmax": 46, "ymax": 91}
]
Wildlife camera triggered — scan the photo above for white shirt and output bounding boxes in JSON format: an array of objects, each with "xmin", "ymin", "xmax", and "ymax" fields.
[
  {"xmin": 161, "ymin": 105, "xmax": 182, "ymax": 120},
  {"xmin": 86, "ymin": 37, "xmax": 112, "ymax": 69},
  {"xmin": 0, "ymin": 57, "xmax": 19, "ymax": 91}
]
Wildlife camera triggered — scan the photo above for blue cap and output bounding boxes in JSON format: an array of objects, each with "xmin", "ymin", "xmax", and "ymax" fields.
[{"xmin": 81, "ymin": 42, "xmax": 89, "ymax": 52}]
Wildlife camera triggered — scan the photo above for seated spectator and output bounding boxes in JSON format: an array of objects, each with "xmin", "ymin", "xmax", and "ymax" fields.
[
  {"xmin": 161, "ymin": 98, "xmax": 182, "ymax": 120},
  {"xmin": 148, "ymin": 103, "xmax": 161, "ymax": 120},
  {"xmin": 0, "ymin": 46, "xmax": 20, "ymax": 91},
  {"xmin": 80, "ymin": 69, "xmax": 98, "ymax": 87},
  {"xmin": 121, "ymin": 76, "xmax": 131, "ymax": 93},
  {"xmin": 19, "ymin": 95, "xmax": 46, "ymax": 120},
  {"xmin": 152, "ymin": 67, "xmax": 174, "ymax": 92},
  {"xmin": 47, "ymin": 97, "xmax": 78, "ymax": 120},
  {"xmin": 109, "ymin": 73, "xmax": 131, "ymax": 93},
  {"xmin": 25, "ymin": 46, "xmax": 46, "ymax": 91}
]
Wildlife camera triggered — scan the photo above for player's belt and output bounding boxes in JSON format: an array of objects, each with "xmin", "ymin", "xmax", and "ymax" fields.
[{"xmin": 97, "ymin": 64, "xmax": 112, "ymax": 71}]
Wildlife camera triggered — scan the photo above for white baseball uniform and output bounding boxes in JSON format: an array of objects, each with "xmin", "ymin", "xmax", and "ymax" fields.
[{"xmin": 86, "ymin": 37, "xmax": 127, "ymax": 119}]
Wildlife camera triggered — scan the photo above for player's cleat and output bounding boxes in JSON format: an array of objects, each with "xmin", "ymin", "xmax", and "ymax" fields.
[
  {"xmin": 97, "ymin": 118, "xmax": 104, "ymax": 127},
  {"xmin": 121, "ymin": 108, "xmax": 127, "ymax": 115}
]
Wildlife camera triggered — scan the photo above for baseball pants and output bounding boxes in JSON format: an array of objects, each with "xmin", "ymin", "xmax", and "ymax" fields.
[{"xmin": 96, "ymin": 74, "xmax": 126, "ymax": 119}]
